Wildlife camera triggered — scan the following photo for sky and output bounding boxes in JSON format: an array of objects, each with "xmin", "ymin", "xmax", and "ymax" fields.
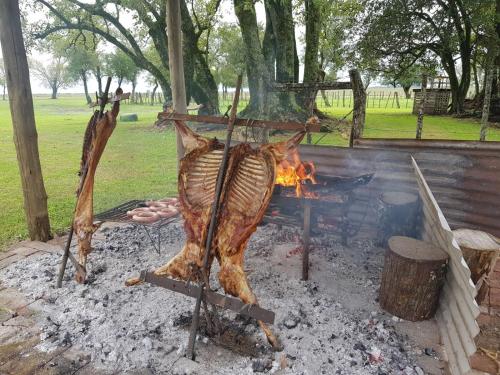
[
  {"xmin": 0, "ymin": 1, "xmax": 273, "ymax": 95},
  {"xmin": 1, "ymin": 1, "xmax": 356, "ymax": 96}
]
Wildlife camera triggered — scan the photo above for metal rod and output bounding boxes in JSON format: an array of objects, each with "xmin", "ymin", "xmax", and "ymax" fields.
[
  {"xmin": 56, "ymin": 77, "xmax": 113, "ymax": 287},
  {"xmin": 187, "ymin": 75, "xmax": 243, "ymax": 360},
  {"xmin": 302, "ymin": 200, "xmax": 311, "ymax": 281},
  {"xmin": 56, "ymin": 227, "xmax": 73, "ymax": 288}
]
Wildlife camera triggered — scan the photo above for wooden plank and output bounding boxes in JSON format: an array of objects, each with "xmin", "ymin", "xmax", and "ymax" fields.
[
  {"xmin": 140, "ymin": 272, "xmax": 275, "ymax": 324},
  {"xmin": 158, "ymin": 113, "xmax": 322, "ymax": 132}
]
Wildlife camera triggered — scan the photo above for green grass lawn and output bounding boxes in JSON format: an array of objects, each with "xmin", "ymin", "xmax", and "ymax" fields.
[{"xmin": 0, "ymin": 93, "xmax": 498, "ymax": 249}]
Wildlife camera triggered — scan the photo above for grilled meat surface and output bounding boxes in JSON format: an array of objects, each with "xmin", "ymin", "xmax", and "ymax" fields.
[{"xmin": 151, "ymin": 120, "xmax": 305, "ymax": 347}]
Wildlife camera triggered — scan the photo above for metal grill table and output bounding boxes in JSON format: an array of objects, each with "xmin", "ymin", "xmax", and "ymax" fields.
[{"xmin": 95, "ymin": 199, "xmax": 180, "ymax": 254}]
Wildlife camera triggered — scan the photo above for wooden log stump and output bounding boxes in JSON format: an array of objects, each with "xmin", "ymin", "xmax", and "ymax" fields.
[
  {"xmin": 453, "ymin": 228, "xmax": 499, "ymax": 304},
  {"xmin": 376, "ymin": 192, "xmax": 420, "ymax": 247},
  {"xmin": 379, "ymin": 236, "xmax": 449, "ymax": 321}
]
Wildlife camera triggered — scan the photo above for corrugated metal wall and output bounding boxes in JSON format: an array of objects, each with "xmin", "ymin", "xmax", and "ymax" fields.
[
  {"xmin": 296, "ymin": 139, "xmax": 500, "ymax": 238},
  {"xmin": 295, "ymin": 139, "xmax": 498, "ymax": 374},
  {"xmin": 413, "ymin": 158, "xmax": 479, "ymax": 375}
]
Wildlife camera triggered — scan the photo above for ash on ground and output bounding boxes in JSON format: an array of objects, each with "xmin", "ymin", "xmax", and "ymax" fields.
[{"xmin": 1, "ymin": 222, "xmax": 429, "ymax": 374}]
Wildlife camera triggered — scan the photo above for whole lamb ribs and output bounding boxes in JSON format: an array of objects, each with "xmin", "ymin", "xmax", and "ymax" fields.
[{"xmin": 128, "ymin": 120, "xmax": 305, "ymax": 348}]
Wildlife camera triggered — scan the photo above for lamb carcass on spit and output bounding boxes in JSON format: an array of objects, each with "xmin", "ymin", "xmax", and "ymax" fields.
[{"xmin": 127, "ymin": 120, "xmax": 305, "ymax": 348}]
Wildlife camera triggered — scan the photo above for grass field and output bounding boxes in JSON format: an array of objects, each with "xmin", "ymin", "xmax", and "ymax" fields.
[{"xmin": 1, "ymin": 93, "xmax": 499, "ymax": 249}]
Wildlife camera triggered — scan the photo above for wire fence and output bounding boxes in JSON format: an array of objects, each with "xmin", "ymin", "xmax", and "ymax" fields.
[
  {"xmin": 126, "ymin": 89, "xmax": 414, "ymax": 110},
  {"xmin": 316, "ymin": 90, "xmax": 414, "ymax": 110},
  {"xmin": 125, "ymin": 89, "xmax": 498, "ymax": 142}
]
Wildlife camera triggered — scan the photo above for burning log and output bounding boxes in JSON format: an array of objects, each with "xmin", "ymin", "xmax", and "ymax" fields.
[
  {"xmin": 276, "ymin": 173, "xmax": 373, "ymax": 198},
  {"xmin": 379, "ymin": 236, "xmax": 449, "ymax": 321}
]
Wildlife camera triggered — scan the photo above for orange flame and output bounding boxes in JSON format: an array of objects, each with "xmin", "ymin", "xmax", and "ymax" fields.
[{"xmin": 275, "ymin": 149, "xmax": 318, "ymax": 198}]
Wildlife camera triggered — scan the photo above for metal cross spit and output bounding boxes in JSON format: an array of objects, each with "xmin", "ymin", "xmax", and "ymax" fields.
[{"xmin": 138, "ymin": 75, "xmax": 277, "ymax": 361}]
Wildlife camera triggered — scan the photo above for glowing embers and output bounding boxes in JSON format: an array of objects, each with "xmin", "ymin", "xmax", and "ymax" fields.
[{"xmin": 275, "ymin": 148, "xmax": 318, "ymax": 198}]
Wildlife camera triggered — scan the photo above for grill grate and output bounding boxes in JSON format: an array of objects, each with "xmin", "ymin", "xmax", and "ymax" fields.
[{"xmin": 95, "ymin": 199, "xmax": 180, "ymax": 227}]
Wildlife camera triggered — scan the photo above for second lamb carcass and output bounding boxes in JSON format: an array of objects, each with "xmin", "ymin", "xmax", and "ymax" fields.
[{"xmin": 128, "ymin": 120, "xmax": 305, "ymax": 348}]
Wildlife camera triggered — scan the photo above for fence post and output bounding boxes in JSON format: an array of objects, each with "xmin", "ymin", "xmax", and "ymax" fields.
[
  {"xmin": 385, "ymin": 92, "xmax": 392, "ymax": 108},
  {"xmin": 416, "ymin": 74, "xmax": 427, "ymax": 139}
]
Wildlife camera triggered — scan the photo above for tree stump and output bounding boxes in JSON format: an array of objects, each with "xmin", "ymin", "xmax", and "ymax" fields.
[
  {"xmin": 376, "ymin": 192, "xmax": 420, "ymax": 247},
  {"xmin": 379, "ymin": 236, "xmax": 449, "ymax": 321},
  {"xmin": 453, "ymin": 228, "xmax": 499, "ymax": 304}
]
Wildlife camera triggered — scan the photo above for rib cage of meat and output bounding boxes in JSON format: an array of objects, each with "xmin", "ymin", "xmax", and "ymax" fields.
[{"xmin": 151, "ymin": 120, "xmax": 305, "ymax": 347}]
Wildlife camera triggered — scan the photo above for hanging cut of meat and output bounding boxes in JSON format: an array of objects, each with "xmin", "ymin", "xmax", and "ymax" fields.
[
  {"xmin": 73, "ymin": 89, "xmax": 122, "ymax": 283},
  {"xmin": 128, "ymin": 120, "xmax": 305, "ymax": 347}
]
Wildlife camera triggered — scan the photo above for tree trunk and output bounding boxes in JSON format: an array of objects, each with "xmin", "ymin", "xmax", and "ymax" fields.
[
  {"xmin": 416, "ymin": 74, "xmax": 427, "ymax": 139},
  {"xmin": 132, "ymin": 81, "xmax": 137, "ymax": 104},
  {"xmin": 179, "ymin": 0, "xmax": 219, "ymax": 114},
  {"xmin": 0, "ymin": 0, "xmax": 51, "ymax": 241},
  {"xmin": 81, "ymin": 71, "xmax": 91, "ymax": 104},
  {"xmin": 379, "ymin": 236, "xmax": 448, "ymax": 321},
  {"xmin": 403, "ymin": 85, "xmax": 411, "ymax": 99},
  {"xmin": 234, "ymin": 0, "xmax": 270, "ymax": 117},
  {"xmin": 472, "ymin": 51, "xmax": 480, "ymax": 99},
  {"xmin": 51, "ymin": 84, "xmax": 57, "ymax": 99},
  {"xmin": 167, "ymin": 0, "xmax": 187, "ymax": 162},
  {"xmin": 480, "ymin": 48, "xmax": 495, "ymax": 141},
  {"xmin": 262, "ymin": 4, "xmax": 276, "ymax": 80},
  {"xmin": 349, "ymin": 69, "xmax": 366, "ymax": 140},
  {"xmin": 442, "ymin": 52, "xmax": 466, "ymax": 114},
  {"xmin": 95, "ymin": 65, "xmax": 103, "ymax": 96},
  {"xmin": 118, "ymin": 76, "xmax": 124, "ymax": 87},
  {"xmin": 293, "ymin": 28, "xmax": 299, "ymax": 83},
  {"xmin": 299, "ymin": 0, "xmax": 321, "ymax": 113},
  {"xmin": 265, "ymin": 0, "xmax": 300, "ymax": 112},
  {"xmin": 151, "ymin": 81, "xmax": 158, "ymax": 106}
]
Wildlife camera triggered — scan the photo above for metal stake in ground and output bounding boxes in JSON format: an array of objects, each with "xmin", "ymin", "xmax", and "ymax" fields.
[
  {"xmin": 186, "ymin": 75, "xmax": 243, "ymax": 360},
  {"xmin": 56, "ymin": 77, "xmax": 113, "ymax": 288}
]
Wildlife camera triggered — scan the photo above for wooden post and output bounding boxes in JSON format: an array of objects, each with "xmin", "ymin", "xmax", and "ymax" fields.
[
  {"xmin": 416, "ymin": 74, "xmax": 427, "ymax": 139},
  {"xmin": 349, "ymin": 69, "xmax": 366, "ymax": 140},
  {"xmin": 379, "ymin": 236, "xmax": 449, "ymax": 321},
  {"xmin": 385, "ymin": 92, "xmax": 392, "ymax": 108},
  {"xmin": 0, "ymin": 0, "xmax": 50, "ymax": 241},
  {"xmin": 166, "ymin": 0, "xmax": 187, "ymax": 163}
]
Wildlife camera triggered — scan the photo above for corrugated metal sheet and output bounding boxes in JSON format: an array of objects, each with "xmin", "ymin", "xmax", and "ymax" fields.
[
  {"xmin": 296, "ymin": 139, "xmax": 500, "ymax": 238},
  {"xmin": 413, "ymin": 157, "xmax": 479, "ymax": 375}
]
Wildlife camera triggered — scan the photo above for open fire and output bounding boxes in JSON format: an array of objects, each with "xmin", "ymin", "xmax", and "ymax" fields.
[{"xmin": 275, "ymin": 148, "xmax": 318, "ymax": 198}]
